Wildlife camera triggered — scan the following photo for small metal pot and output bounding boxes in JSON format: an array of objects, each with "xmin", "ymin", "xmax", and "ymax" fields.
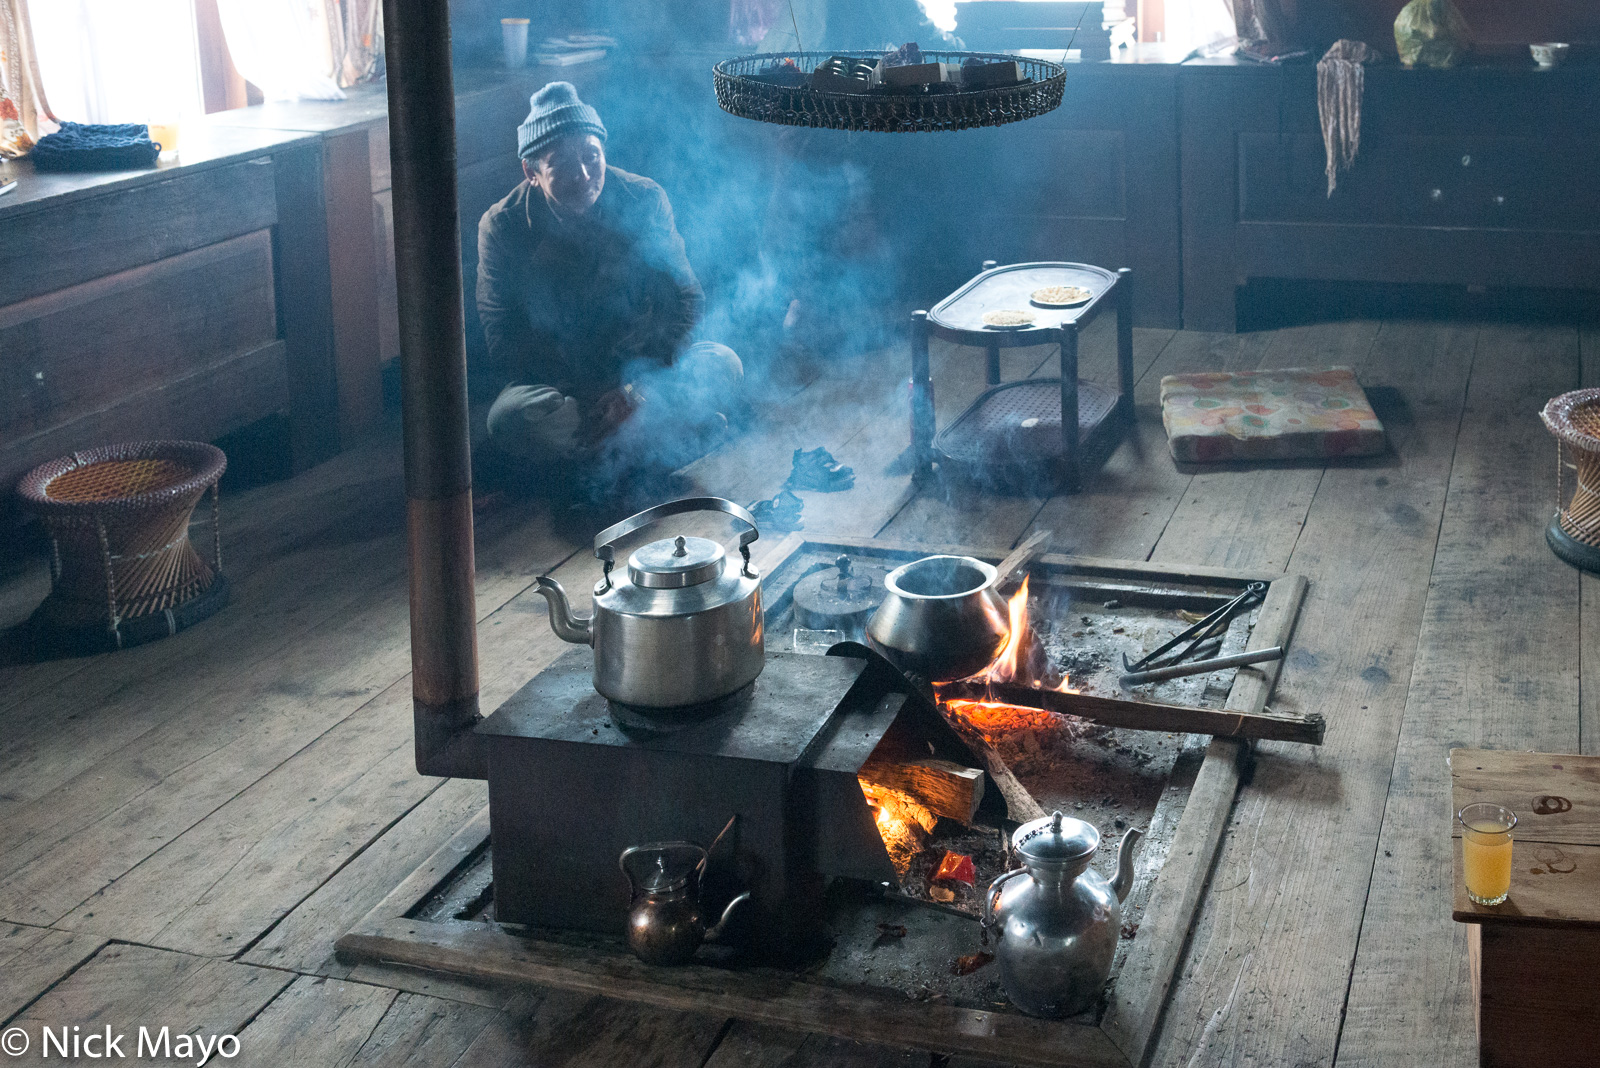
[{"xmin": 866, "ymin": 555, "xmax": 1009, "ymax": 682}]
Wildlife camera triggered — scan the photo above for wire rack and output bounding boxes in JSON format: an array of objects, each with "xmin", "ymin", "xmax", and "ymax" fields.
[{"xmin": 713, "ymin": 51, "xmax": 1067, "ymax": 133}]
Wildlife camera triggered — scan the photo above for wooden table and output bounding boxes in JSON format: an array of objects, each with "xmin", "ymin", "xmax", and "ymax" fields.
[{"xmin": 1451, "ymin": 749, "xmax": 1600, "ymax": 1067}]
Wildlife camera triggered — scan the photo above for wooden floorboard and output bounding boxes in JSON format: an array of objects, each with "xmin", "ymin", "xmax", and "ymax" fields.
[
  {"xmin": 4, "ymin": 942, "xmax": 292, "ymax": 1053},
  {"xmin": 0, "ymin": 923, "xmax": 108, "ymax": 1023},
  {"xmin": 1334, "ymin": 323, "xmax": 1582, "ymax": 1068},
  {"xmin": 1143, "ymin": 319, "xmax": 1479, "ymax": 1067},
  {"xmin": 231, "ymin": 974, "xmax": 396, "ymax": 1068}
]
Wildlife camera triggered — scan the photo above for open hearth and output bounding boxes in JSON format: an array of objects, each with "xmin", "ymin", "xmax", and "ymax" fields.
[{"xmin": 339, "ymin": 534, "xmax": 1309, "ymax": 1066}]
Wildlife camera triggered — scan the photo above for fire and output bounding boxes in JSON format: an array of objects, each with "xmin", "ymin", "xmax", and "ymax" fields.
[{"xmin": 931, "ymin": 577, "xmax": 1074, "ymax": 741}]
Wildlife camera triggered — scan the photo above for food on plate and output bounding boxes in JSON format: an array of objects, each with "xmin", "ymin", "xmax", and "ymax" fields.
[
  {"xmin": 982, "ymin": 309, "xmax": 1036, "ymax": 328},
  {"xmin": 1030, "ymin": 285, "xmax": 1092, "ymax": 307}
]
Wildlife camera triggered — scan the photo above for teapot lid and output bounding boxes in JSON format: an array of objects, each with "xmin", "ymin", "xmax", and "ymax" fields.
[
  {"xmin": 629, "ymin": 535, "xmax": 724, "ymax": 589},
  {"xmin": 620, "ymin": 841, "xmax": 705, "ymax": 893},
  {"xmin": 1013, "ymin": 811, "xmax": 1098, "ymax": 864}
]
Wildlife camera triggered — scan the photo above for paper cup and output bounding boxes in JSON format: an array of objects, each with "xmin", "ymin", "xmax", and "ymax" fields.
[{"xmin": 502, "ymin": 19, "xmax": 530, "ymax": 70}]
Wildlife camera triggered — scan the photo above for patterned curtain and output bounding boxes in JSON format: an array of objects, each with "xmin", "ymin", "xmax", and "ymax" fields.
[
  {"xmin": 1231, "ymin": 0, "xmax": 1290, "ymax": 44},
  {"xmin": 323, "ymin": 0, "xmax": 383, "ymax": 88},
  {"xmin": 0, "ymin": 0, "xmax": 53, "ymax": 157}
]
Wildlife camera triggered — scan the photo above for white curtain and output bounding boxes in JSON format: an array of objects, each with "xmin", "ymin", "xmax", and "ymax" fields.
[
  {"xmin": 214, "ymin": 0, "xmax": 345, "ymax": 102},
  {"xmin": 29, "ymin": 0, "xmax": 203, "ymax": 125}
]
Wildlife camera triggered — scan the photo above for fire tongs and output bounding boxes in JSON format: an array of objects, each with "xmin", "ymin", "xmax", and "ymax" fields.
[{"xmin": 1121, "ymin": 581, "xmax": 1268, "ymax": 675}]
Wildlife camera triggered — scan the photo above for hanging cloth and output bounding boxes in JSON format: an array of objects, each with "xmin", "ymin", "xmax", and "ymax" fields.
[
  {"xmin": 1317, "ymin": 40, "xmax": 1377, "ymax": 197},
  {"xmin": 0, "ymin": 0, "xmax": 55, "ymax": 158}
]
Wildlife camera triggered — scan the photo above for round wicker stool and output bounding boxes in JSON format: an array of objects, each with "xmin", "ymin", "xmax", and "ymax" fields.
[
  {"xmin": 17, "ymin": 441, "xmax": 229, "ymax": 652},
  {"xmin": 1541, "ymin": 389, "xmax": 1600, "ymax": 574}
]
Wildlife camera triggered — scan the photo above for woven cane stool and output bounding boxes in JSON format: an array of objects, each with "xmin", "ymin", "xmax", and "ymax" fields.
[
  {"xmin": 1541, "ymin": 389, "xmax": 1600, "ymax": 574},
  {"xmin": 17, "ymin": 441, "xmax": 229, "ymax": 652}
]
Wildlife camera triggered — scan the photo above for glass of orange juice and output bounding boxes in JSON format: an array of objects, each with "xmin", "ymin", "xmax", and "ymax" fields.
[
  {"xmin": 1459, "ymin": 802, "xmax": 1516, "ymax": 906},
  {"xmin": 148, "ymin": 122, "xmax": 180, "ymax": 161}
]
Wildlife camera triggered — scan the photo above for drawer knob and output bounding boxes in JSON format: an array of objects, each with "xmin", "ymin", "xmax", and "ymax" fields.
[
  {"xmin": 1461, "ymin": 154, "xmax": 1472, "ymax": 167},
  {"xmin": 33, "ymin": 370, "xmax": 43, "ymax": 382},
  {"xmin": 1429, "ymin": 188, "xmax": 1443, "ymax": 201},
  {"xmin": 1493, "ymin": 195, "xmax": 1505, "ymax": 205}
]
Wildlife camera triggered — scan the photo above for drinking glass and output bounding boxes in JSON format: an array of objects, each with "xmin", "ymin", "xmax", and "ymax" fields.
[
  {"xmin": 1459, "ymin": 802, "xmax": 1516, "ymax": 906},
  {"xmin": 148, "ymin": 121, "xmax": 180, "ymax": 161}
]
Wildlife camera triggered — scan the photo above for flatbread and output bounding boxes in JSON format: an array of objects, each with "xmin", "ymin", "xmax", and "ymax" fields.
[
  {"xmin": 1030, "ymin": 285, "xmax": 1092, "ymax": 307},
  {"xmin": 981, "ymin": 309, "xmax": 1036, "ymax": 328}
]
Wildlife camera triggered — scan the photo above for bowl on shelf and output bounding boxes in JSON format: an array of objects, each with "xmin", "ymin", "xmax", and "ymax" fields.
[{"xmin": 1529, "ymin": 42, "xmax": 1570, "ymax": 68}]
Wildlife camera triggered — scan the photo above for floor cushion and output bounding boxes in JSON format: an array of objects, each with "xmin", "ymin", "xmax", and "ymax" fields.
[{"xmin": 1159, "ymin": 366, "xmax": 1387, "ymax": 463}]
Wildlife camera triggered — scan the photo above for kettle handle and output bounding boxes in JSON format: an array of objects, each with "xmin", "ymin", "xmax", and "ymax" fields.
[
  {"xmin": 981, "ymin": 867, "xmax": 1028, "ymax": 937},
  {"xmin": 594, "ymin": 497, "xmax": 760, "ymax": 587}
]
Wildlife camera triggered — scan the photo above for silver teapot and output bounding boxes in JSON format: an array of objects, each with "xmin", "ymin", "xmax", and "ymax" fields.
[
  {"xmin": 535, "ymin": 497, "xmax": 764, "ymax": 708},
  {"xmin": 619, "ymin": 841, "xmax": 750, "ymax": 966},
  {"xmin": 982, "ymin": 811, "xmax": 1144, "ymax": 1018}
]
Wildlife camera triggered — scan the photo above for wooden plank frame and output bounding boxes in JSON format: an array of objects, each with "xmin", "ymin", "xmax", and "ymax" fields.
[{"xmin": 337, "ymin": 539, "xmax": 1307, "ymax": 1068}]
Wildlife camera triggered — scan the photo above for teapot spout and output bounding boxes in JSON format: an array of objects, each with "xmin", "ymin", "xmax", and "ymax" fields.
[
  {"xmin": 704, "ymin": 891, "xmax": 752, "ymax": 944},
  {"xmin": 1112, "ymin": 826, "xmax": 1144, "ymax": 903},
  {"xmin": 535, "ymin": 576, "xmax": 593, "ymax": 646}
]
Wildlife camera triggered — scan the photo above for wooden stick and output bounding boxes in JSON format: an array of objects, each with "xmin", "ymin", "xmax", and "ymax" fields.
[{"xmin": 938, "ymin": 679, "xmax": 1324, "ymax": 745}]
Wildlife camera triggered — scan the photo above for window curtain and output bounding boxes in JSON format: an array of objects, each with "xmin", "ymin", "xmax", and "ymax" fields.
[
  {"xmin": 214, "ymin": 0, "xmax": 346, "ymax": 102},
  {"xmin": 30, "ymin": 0, "xmax": 204, "ymax": 127},
  {"xmin": 0, "ymin": 0, "xmax": 54, "ymax": 157},
  {"xmin": 326, "ymin": 0, "xmax": 383, "ymax": 88},
  {"xmin": 1230, "ymin": 0, "xmax": 1290, "ymax": 44}
]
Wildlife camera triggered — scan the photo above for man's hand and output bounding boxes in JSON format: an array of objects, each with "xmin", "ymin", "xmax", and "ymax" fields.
[{"xmin": 577, "ymin": 386, "xmax": 640, "ymax": 446}]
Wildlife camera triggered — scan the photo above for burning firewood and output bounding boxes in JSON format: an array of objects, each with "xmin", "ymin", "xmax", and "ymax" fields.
[{"xmin": 858, "ymin": 756, "xmax": 985, "ymax": 825}]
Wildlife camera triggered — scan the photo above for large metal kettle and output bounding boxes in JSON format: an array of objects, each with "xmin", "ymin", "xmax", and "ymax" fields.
[
  {"xmin": 982, "ymin": 811, "xmax": 1144, "ymax": 1018},
  {"xmin": 534, "ymin": 497, "xmax": 764, "ymax": 709}
]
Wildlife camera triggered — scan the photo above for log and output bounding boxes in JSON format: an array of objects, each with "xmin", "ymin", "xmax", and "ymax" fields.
[
  {"xmin": 938, "ymin": 680, "xmax": 1325, "ymax": 745},
  {"xmin": 858, "ymin": 757, "xmax": 984, "ymax": 825}
]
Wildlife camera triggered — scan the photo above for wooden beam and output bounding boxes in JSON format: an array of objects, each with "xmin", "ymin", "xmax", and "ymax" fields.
[{"xmin": 937, "ymin": 679, "xmax": 1324, "ymax": 745}]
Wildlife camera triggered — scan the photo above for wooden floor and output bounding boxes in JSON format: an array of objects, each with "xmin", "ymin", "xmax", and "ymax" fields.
[{"xmin": 1, "ymin": 313, "xmax": 1594, "ymax": 1066}]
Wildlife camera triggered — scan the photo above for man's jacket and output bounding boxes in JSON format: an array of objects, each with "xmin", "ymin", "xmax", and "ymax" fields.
[{"xmin": 476, "ymin": 166, "xmax": 703, "ymax": 403}]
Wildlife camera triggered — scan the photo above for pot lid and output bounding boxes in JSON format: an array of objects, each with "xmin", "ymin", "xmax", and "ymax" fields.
[
  {"xmin": 793, "ymin": 554, "xmax": 889, "ymax": 624},
  {"xmin": 1013, "ymin": 811, "xmax": 1098, "ymax": 864},
  {"xmin": 629, "ymin": 535, "xmax": 725, "ymax": 589},
  {"xmin": 620, "ymin": 841, "xmax": 705, "ymax": 893}
]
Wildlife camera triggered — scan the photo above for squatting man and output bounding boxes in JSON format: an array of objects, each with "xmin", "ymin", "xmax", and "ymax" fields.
[{"xmin": 477, "ymin": 81, "xmax": 744, "ymax": 500}]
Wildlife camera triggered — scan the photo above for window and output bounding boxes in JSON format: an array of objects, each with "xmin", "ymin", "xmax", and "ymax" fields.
[{"xmin": 30, "ymin": 0, "xmax": 205, "ymax": 124}]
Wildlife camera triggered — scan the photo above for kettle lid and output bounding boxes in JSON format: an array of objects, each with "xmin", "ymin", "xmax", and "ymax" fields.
[
  {"xmin": 628, "ymin": 535, "xmax": 725, "ymax": 589},
  {"xmin": 620, "ymin": 841, "xmax": 706, "ymax": 892},
  {"xmin": 1013, "ymin": 811, "xmax": 1099, "ymax": 864}
]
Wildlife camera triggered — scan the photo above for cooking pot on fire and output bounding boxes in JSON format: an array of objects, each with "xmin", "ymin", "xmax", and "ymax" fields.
[
  {"xmin": 534, "ymin": 497, "xmax": 764, "ymax": 709},
  {"xmin": 865, "ymin": 530, "xmax": 1049, "ymax": 682}
]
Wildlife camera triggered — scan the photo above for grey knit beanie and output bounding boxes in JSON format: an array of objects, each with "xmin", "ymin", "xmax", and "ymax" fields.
[{"xmin": 517, "ymin": 82, "xmax": 607, "ymax": 161}]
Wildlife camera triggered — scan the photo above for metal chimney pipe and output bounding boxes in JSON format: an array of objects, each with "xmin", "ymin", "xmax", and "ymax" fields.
[{"xmin": 381, "ymin": 0, "xmax": 487, "ymax": 779}]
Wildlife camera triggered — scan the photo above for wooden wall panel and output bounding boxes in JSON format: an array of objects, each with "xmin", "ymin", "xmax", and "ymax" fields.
[
  {"xmin": 0, "ymin": 230, "xmax": 278, "ymax": 444},
  {"xmin": 323, "ymin": 127, "xmax": 385, "ymax": 441},
  {"xmin": 0, "ymin": 159, "xmax": 277, "ymax": 308}
]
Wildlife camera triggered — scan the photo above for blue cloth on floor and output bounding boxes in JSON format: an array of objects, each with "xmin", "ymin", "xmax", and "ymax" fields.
[{"xmin": 30, "ymin": 122, "xmax": 160, "ymax": 172}]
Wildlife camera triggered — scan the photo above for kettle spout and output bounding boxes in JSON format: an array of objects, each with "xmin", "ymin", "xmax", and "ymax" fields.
[
  {"xmin": 704, "ymin": 891, "xmax": 752, "ymax": 944},
  {"xmin": 1112, "ymin": 826, "xmax": 1144, "ymax": 903},
  {"xmin": 535, "ymin": 576, "xmax": 593, "ymax": 646}
]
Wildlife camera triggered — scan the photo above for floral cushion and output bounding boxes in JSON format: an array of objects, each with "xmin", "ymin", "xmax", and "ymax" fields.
[{"xmin": 1159, "ymin": 366, "xmax": 1387, "ymax": 463}]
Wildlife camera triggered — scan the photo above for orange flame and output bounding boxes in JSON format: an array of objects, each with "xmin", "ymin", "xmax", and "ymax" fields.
[{"xmin": 934, "ymin": 576, "xmax": 1074, "ymax": 741}]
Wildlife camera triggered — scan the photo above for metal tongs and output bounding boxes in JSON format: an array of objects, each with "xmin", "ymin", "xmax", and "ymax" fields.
[{"xmin": 1121, "ymin": 581, "xmax": 1268, "ymax": 674}]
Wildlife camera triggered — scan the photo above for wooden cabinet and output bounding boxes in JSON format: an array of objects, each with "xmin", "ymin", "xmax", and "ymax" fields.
[
  {"xmin": 1180, "ymin": 59, "xmax": 1600, "ymax": 331},
  {"xmin": 0, "ymin": 131, "xmax": 336, "ymax": 498}
]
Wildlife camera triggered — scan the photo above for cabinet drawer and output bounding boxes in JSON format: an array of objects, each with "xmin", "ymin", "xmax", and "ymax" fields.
[{"xmin": 0, "ymin": 230, "xmax": 278, "ymax": 441}]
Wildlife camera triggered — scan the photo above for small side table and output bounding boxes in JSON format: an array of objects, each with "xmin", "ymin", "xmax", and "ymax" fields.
[
  {"xmin": 910, "ymin": 261, "xmax": 1134, "ymax": 492},
  {"xmin": 1451, "ymin": 748, "xmax": 1600, "ymax": 1068}
]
